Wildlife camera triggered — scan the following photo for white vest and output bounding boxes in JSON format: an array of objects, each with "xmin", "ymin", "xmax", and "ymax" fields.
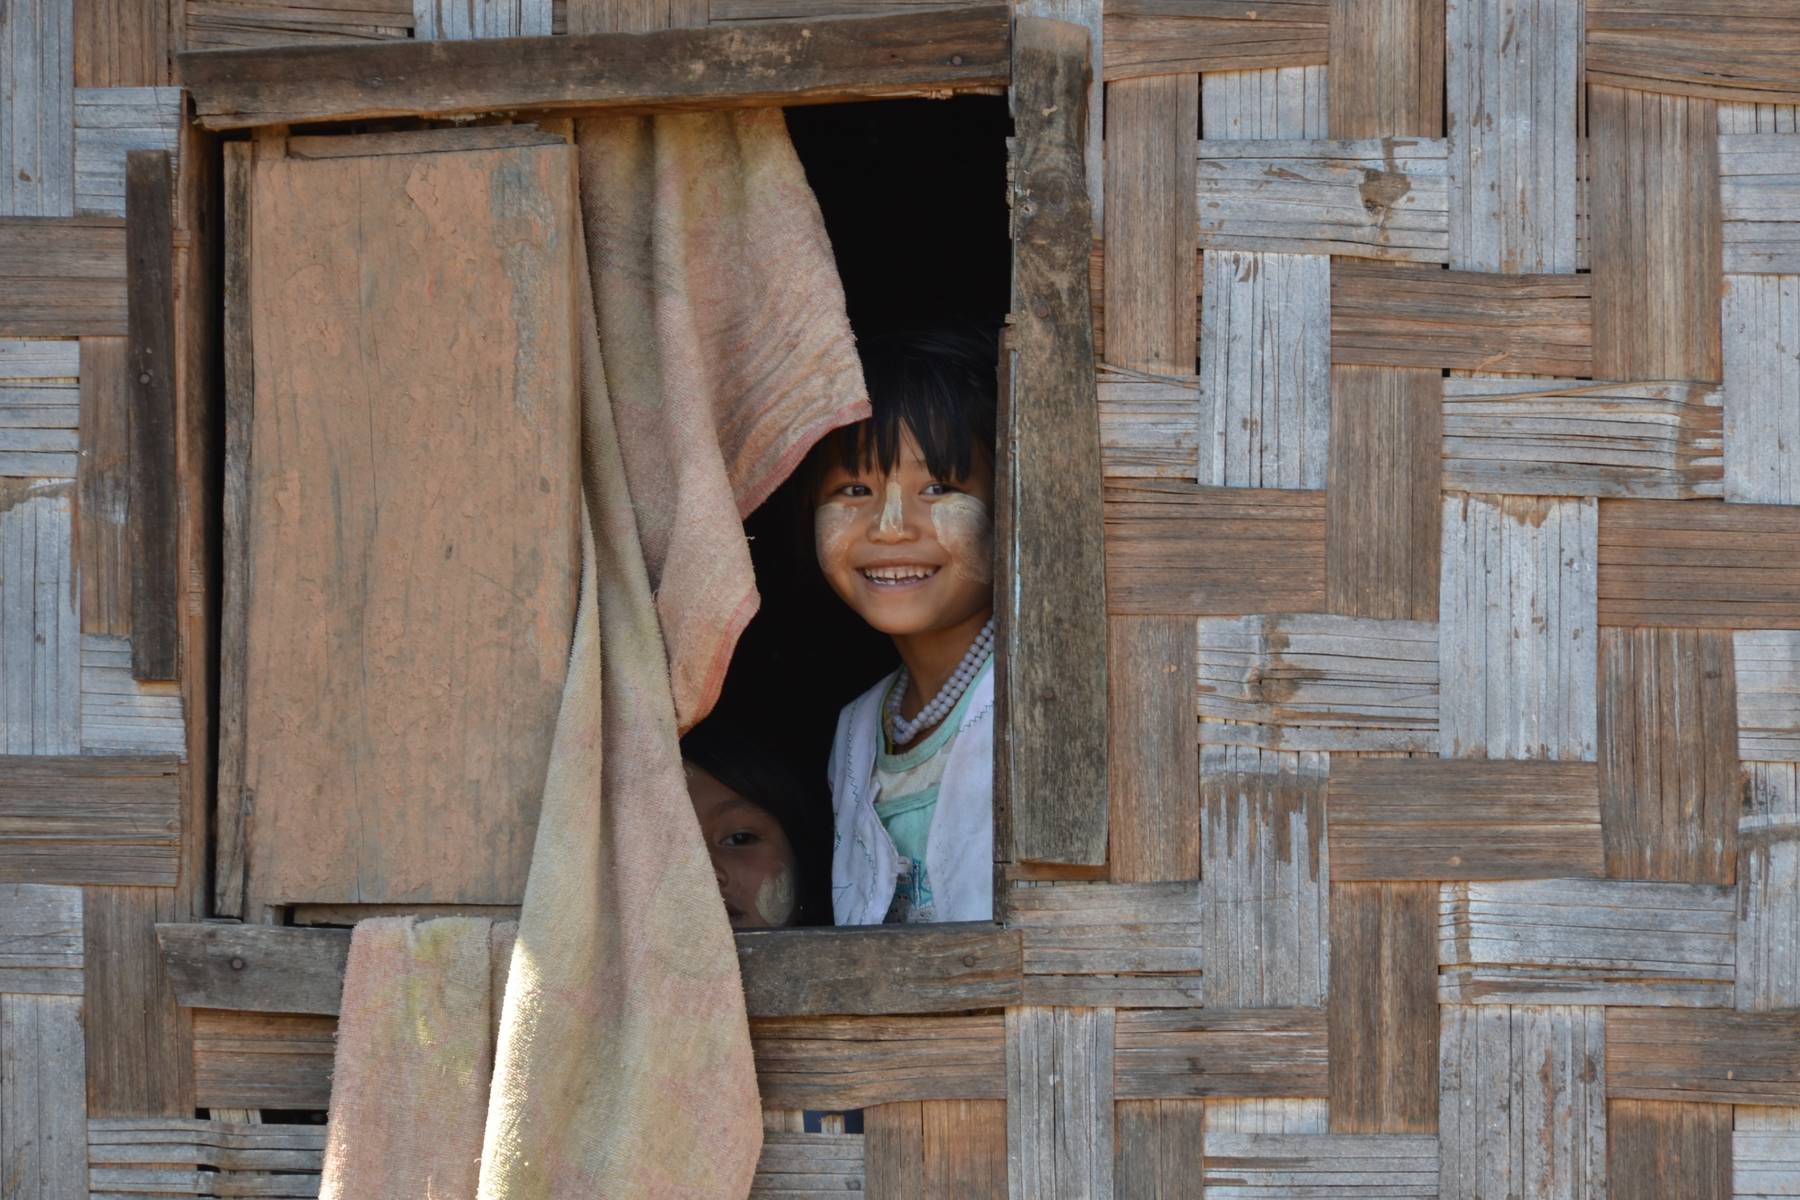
[{"xmin": 828, "ymin": 667, "xmax": 995, "ymax": 926}]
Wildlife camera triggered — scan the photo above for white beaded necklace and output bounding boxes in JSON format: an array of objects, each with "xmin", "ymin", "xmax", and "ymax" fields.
[{"xmin": 886, "ymin": 617, "xmax": 996, "ymax": 747}]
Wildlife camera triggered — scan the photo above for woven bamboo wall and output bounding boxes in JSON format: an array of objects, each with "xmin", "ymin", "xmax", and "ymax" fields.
[{"xmin": 5, "ymin": 0, "xmax": 1800, "ymax": 1197}]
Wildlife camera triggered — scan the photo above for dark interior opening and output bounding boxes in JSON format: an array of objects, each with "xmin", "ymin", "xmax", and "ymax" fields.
[{"xmin": 696, "ymin": 95, "xmax": 1013, "ymax": 926}]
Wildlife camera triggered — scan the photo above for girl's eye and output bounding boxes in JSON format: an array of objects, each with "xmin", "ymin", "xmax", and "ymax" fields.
[
  {"xmin": 923, "ymin": 482, "xmax": 959, "ymax": 497},
  {"xmin": 838, "ymin": 483, "xmax": 872, "ymax": 498},
  {"xmin": 722, "ymin": 831, "xmax": 760, "ymax": 848}
]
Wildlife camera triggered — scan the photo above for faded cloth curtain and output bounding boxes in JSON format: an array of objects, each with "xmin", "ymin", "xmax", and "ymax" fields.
[{"xmin": 318, "ymin": 109, "xmax": 868, "ymax": 1199}]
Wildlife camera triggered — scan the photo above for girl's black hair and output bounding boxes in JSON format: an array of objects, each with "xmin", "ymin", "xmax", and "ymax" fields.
[
  {"xmin": 680, "ymin": 717, "xmax": 832, "ymax": 927},
  {"xmin": 809, "ymin": 327, "xmax": 1000, "ymax": 492}
]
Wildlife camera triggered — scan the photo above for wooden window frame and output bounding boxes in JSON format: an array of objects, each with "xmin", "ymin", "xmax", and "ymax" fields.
[{"xmin": 177, "ymin": 6, "xmax": 1107, "ymax": 1021}]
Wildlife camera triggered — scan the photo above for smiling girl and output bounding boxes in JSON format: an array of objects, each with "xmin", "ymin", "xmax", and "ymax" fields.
[{"xmin": 808, "ymin": 330, "xmax": 998, "ymax": 926}]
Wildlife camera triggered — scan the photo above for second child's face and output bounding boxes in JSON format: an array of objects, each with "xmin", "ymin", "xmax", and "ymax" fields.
[{"xmin": 813, "ymin": 430, "xmax": 995, "ymax": 638}]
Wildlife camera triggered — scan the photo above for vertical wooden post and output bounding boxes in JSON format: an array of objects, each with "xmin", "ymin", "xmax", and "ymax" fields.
[{"xmin": 125, "ymin": 149, "xmax": 177, "ymax": 680}]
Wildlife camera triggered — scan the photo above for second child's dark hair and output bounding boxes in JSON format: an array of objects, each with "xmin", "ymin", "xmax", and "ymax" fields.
[{"xmin": 810, "ymin": 328, "xmax": 1000, "ymax": 493}]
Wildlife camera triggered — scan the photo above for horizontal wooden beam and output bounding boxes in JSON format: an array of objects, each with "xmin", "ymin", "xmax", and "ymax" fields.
[
  {"xmin": 0, "ymin": 755, "xmax": 182, "ymax": 886},
  {"xmin": 178, "ymin": 6, "xmax": 1011, "ymax": 130},
  {"xmin": 1104, "ymin": 481, "xmax": 1326, "ymax": 615},
  {"xmin": 0, "ymin": 218, "xmax": 129, "ymax": 336},
  {"xmin": 1609, "ymin": 1009, "xmax": 1800, "ymax": 1106}
]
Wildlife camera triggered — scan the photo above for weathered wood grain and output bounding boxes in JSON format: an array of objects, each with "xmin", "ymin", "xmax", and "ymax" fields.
[
  {"xmin": 86, "ymin": 887, "xmax": 193, "ymax": 1117},
  {"xmin": 1740, "ymin": 762, "xmax": 1800, "ymax": 1012},
  {"xmin": 1446, "ymin": 0, "xmax": 1579, "ymax": 273},
  {"xmin": 1724, "ymin": 275, "xmax": 1800, "ymax": 503},
  {"xmin": 1201, "ymin": 64, "xmax": 1326, "ymax": 139},
  {"xmin": 1108, "ymin": 617, "xmax": 1200, "ymax": 883},
  {"xmin": 1439, "ymin": 494, "xmax": 1598, "ymax": 760},
  {"xmin": 1329, "ymin": 880, "xmax": 1437, "ymax": 1133},
  {"xmin": 1007, "ymin": 1006, "xmax": 1113, "ymax": 1199},
  {"xmin": 1735, "ymin": 1122, "xmax": 1800, "ymax": 1200},
  {"xmin": 0, "ymin": 218, "xmax": 128, "ymax": 335},
  {"xmin": 87, "ymin": 1118, "xmax": 326, "ymax": 1199},
  {"xmin": 74, "ymin": 88, "xmax": 182, "ymax": 218},
  {"xmin": 920, "ymin": 1100, "xmax": 1005, "ymax": 1199},
  {"xmin": 1200, "ymin": 744, "xmax": 1328, "ymax": 1007},
  {"xmin": 1017, "ymin": 0, "xmax": 1102, "ymax": 229},
  {"xmin": 1440, "ymin": 1004, "xmax": 1606, "ymax": 1200},
  {"xmin": 124, "ymin": 151, "xmax": 178, "ymax": 681},
  {"xmin": 1195, "ymin": 137, "xmax": 1449, "ymax": 262},
  {"xmin": 1202, "ymin": 1131, "xmax": 1438, "ymax": 1196},
  {"xmin": 1104, "ymin": 481, "xmax": 1327, "ymax": 615},
  {"xmin": 1008, "ymin": 882, "xmax": 1203, "ymax": 1008},
  {"xmin": 1588, "ymin": 1, "xmax": 1800, "ymax": 106},
  {"xmin": 1096, "ymin": 368, "xmax": 1202, "ymax": 479},
  {"xmin": 748, "ymin": 1131, "xmax": 867, "ymax": 1198},
  {"xmin": 737, "ymin": 923, "xmax": 1023, "ymax": 1015},
  {"xmin": 77, "ymin": 338, "xmax": 130, "ymax": 633},
  {"xmin": 1721, "ymin": 103, "xmax": 1800, "ymax": 135},
  {"xmin": 79, "ymin": 635, "xmax": 184, "ymax": 755},
  {"xmin": 1599, "ymin": 498, "xmax": 1800, "ymax": 628},
  {"xmin": 0, "ymin": 884, "xmax": 81, "ymax": 995},
  {"xmin": 1196, "ymin": 613, "xmax": 1439, "ymax": 752},
  {"xmin": 1610, "ymin": 1009, "xmax": 1800, "ymax": 1106},
  {"xmin": 1720, "ymin": 134, "xmax": 1800, "ymax": 273},
  {"xmin": 416, "ymin": 0, "xmax": 551, "ymax": 38},
  {"xmin": 752, "ymin": 1015, "xmax": 1006, "ymax": 1111},
  {"xmin": 1103, "ymin": 73, "xmax": 1198, "ymax": 374},
  {"xmin": 75, "ymin": 0, "xmax": 174, "ymax": 87},
  {"xmin": 191, "ymin": 1010, "xmax": 336, "ymax": 1110},
  {"xmin": 1104, "ymin": 0, "xmax": 1326, "ymax": 82},
  {"xmin": 1005, "ymin": 16, "xmax": 1108, "ymax": 866},
  {"xmin": 0, "ymin": 755, "xmax": 180, "ymax": 885},
  {"xmin": 1330, "ymin": 759, "xmax": 1603, "ymax": 881},
  {"xmin": 155, "ymin": 923, "xmax": 350, "ymax": 1016},
  {"xmin": 863, "ymin": 1102, "xmax": 923, "ymax": 1200},
  {"xmin": 1444, "ymin": 378, "xmax": 1725, "ymax": 500},
  {"xmin": 1205, "ymin": 1098, "xmax": 1328, "ymax": 1133},
  {"xmin": 0, "ymin": 481, "xmax": 80, "ymax": 755},
  {"xmin": 0, "ymin": 338, "xmax": 78, "ymax": 478},
  {"xmin": 1612, "ymin": 1100, "xmax": 1733, "ymax": 1200},
  {"xmin": 180, "ymin": 7, "xmax": 1011, "ymax": 128},
  {"xmin": 1599, "ymin": 627, "xmax": 1739, "ymax": 884},
  {"xmin": 1327, "ymin": 364, "xmax": 1441, "ymax": 620},
  {"xmin": 1439, "ymin": 878, "xmax": 1737, "ymax": 1006},
  {"xmin": 1328, "ymin": 0, "xmax": 1442, "ymax": 139},
  {"xmin": 1331, "ymin": 262, "xmax": 1594, "ymax": 375},
  {"xmin": 0, "ymin": 993, "xmax": 87, "ymax": 1199},
  {"xmin": 1590, "ymin": 85, "xmax": 1724, "ymax": 382},
  {"xmin": 185, "ymin": 0, "xmax": 412, "ymax": 49},
  {"xmin": 1114, "ymin": 1008, "xmax": 1329, "ymax": 1100},
  {"xmin": 1114, "ymin": 1100, "xmax": 1205, "ymax": 1200},
  {"xmin": 1738, "ymin": 636, "xmax": 1800, "ymax": 761},
  {"xmin": 1, "ymin": 0, "xmax": 74, "ymax": 217}
]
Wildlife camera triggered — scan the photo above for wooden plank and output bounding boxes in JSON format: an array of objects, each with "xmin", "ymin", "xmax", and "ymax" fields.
[
  {"xmin": 919, "ymin": 1100, "xmax": 1003, "ymax": 1199},
  {"xmin": 124, "ymin": 151, "xmax": 177, "ymax": 681},
  {"xmin": 1439, "ymin": 494, "xmax": 1598, "ymax": 760},
  {"xmin": 1196, "ymin": 613, "xmax": 1439, "ymax": 752},
  {"xmin": 1590, "ymin": 85, "xmax": 1723, "ymax": 382},
  {"xmin": 0, "ymin": 755, "xmax": 180, "ymax": 886},
  {"xmin": 1103, "ymin": 0, "xmax": 1326, "ymax": 83},
  {"xmin": 1114, "ymin": 1008, "xmax": 1329, "ymax": 1100},
  {"xmin": 1724, "ymin": 275, "xmax": 1800, "ymax": 502},
  {"xmin": 155, "ymin": 923, "xmax": 350, "ymax": 1016},
  {"xmin": 0, "ymin": 339, "xmax": 79, "ymax": 478},
  {"xmin": 1738, "ymin": 634, "xmax": 1800, "ymax": 761},
  {"xmin": 0, "ymin": 481, "xmax": 80, "ymax": 755},
  {"xmin": 1440, "ymin": 878, "xmax": 1736, "ymax": 1007},
  {"xmin": 1113, "ymin": 1100, "xmax": 1204, "ymax": 1200},
  {"xmin": 85, "ymin": 887, "xmax": 193, "ymax": 1117},
  {"xmin": 1330, "ymin": 759, "xmax": 1603, "ymax": 881},
  {"xmin": 190, "ymin": 1010, "xmax": 336, "ymax": 1110},
  {"xmin": 751, "ymin": 1131, "xmax": 867, "ymax": 1197},
  {"xmin": 74, "ymin": 88, "xmax": 182, "ymax": 217},
  {"xmin": 1328, "ymin": 880, "xmax": 1436, "ymax": 1133},
  {"xmin": 1199, "ymin": 744, "xmax": 1328, "ymax": 1007},
  {"xmin": 0, "ymin": 218, "xmax": 128, "ymax": 335},
  {"xmin": 1740, "ymin": 762, "xmax": 1800, "ymax": 1011},
  {"xmin": 0, "ymin": 884, "xmax": 81, "ymax": 995},
  {"xmin": 1105, "ymin": 482, "xmax": 1326, "ymax": 615},
  {"xmin": 736, "ymin": 924, "xmax": 1023, "ymax": 1015},
  {"xmin": 1720, "ymin": 134, "xmax": 1800, "ymax": 273},
  {"xmin": 1096, "ymin": 368, "xmax": 1202, "ymax": 479},
  {"xmin": 1008, "ymin": 881, "xmax": 1203, "ymax": 1008},
  {"xmin": 1445, "ymin": 0, "xmax": 1579, "ymax": 273},
  {"xmin": 1611, "ymin": 1100, "xmax": 1733, "ymax": 1200},
  {"xmin": 416, "ymin": 0, "xmax": 551, "ymax": 38},
  {"xmin": 1200, "ymin": 64, "xmax": 1326, "ymax": 139},
  {"xmin": 1327, "ymin": 364, "xmax": 1441, "ymax": 620},
  {"xmin": 0, "ymin": 0, "xmax": 75, "ymax": 216},
  {"xmin": 78, "ymin": 338, "xmax": 131, "ymax": 635},
  {"xmin": 1006, "ymin": 1006, "xmax": 1113, "ymax": 1200},
  {"xmin": 0, "ymin": 994, "xmax": 87, "ymax": 1200},
  {"xmin": 864, "ymin": 1102, "xmax": 923, "ymax": 1200},
  {"xmin": 1439, "ymin": 1005, "xmax": 1607, "ymax": 1200},
  {"xmin": 1102, "ymin": 73, "xmax": 1198, "ymax": 374},
  {"xmin": 178, "ymin": 7, "xmax": 1012, "ymax": 128},
  {"xmin": 1735, "ymin": 1122, "xmax": 1800, "ymax": 1200},
  {"xmin": 1201, "ymin": 1132, "xmax": 1437, "ymax": 1196},
  {"xmin": 241, "ymin": 139, "xmax": 579, "ymax": 907},
  {"xmin": 1015, "ymin": 0, "xmax": 1102, "ymax": 228},
  {"xmin": 1599, "ymin": 627, "xmax": 1739, "ymax": 884},
  {"xmin": 79, "ymin": 635, "xmax": 184, "ymax": 755},
  {"xmin": 1328, "ymin": 0, "xmax": 1442, "ymax": 138},
  {"xmin": 0, "ymin": 340, "xmax": 81, "ymax": 378},
  {"xmin": 87, "ymin": 1117, "xmax": 327, "ymax": 1199},
  {"xmin": 1588, "ymin": 1, "xmax": 1800, "ymax": 106},
  {"xmin": 75, "ymin": 0, "xmax": 175, "ymax": 87},
  {"xmin": 1599, "ymin": 498, "xmax": 1800, "ymax": 628},
  {"xmin": 1610, "ymin": 1009, "xmax": 1800, "ymax": 1106},
  {"xmin": 185, "ymin": 0, "xmax": 413, "ymax": 50},
  {"xmin": 1194, "ymin": 137, "xmax": 1449, "ymax": 262},
  {"xmin": 1331, "ymin": 262, "xmax": 1594, "ymax": 375},
  {"xmin": 1107, "ymin": 616, "xmax": 1199, "ymax": 883},
  {"xmin": 752, "ymin": 1015, "xmax": 1006, "ymax": 1111},
  {"xmin": 1206, "ymin": 1099, "xmax": 1327, "ymax": 1133},
  {"xmin": 1005, "ymin": 15, "xmax": 1107, "ymax": 866}
]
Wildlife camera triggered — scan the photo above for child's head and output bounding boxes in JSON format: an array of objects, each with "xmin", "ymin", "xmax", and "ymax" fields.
[
  {"xmin": 807, "ymin": 329, "xmax": 999, "ymax": 639},
  {"xmin": 681, "ymin": 719, "xmax": 823, "ymax": 929}
]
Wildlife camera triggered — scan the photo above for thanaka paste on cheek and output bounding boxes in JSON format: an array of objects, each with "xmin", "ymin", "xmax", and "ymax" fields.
[
  {"xmin": 754, "ymin": 867, "xmax": 796, "ymax": 926},
  {"xmin": 878, "ymin": 481, "xmax": 905, "ymax": 537},
  {"xmin": 814, "ymin": 501, "xmax": 859, "ymax": 571},
  {"xmin": 930, "ymin": 493, "xmax": 994, "ymax": 584}
]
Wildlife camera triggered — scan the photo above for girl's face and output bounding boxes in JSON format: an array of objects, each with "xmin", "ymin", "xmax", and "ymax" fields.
[
  {"xmin": 686, "ymin": 765, "xmax": 798, "ymax": 929},
  {"xmin": 812, "ymin": 429, "xmax": 995, "ymax": 638}
]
